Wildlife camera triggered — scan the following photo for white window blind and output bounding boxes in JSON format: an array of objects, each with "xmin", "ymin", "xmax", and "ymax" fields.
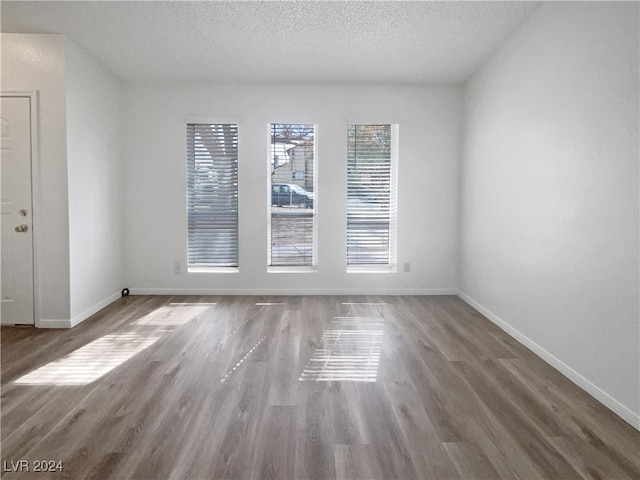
[
  {"xmin": 187, "ymin": 123, "xmax": 239, "ymax": 268},
  {"xmin": 347, "ymin": 124, "xmax": 396, "ymax": 267},
  {"xmin": 269, "ymin": 123, "xmax": 315, "ymax": 267}
]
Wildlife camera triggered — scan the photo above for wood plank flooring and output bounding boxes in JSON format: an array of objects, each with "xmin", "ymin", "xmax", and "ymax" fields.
[{"xmin": 1, "ymin": 295, "xmax": 638, "ymax": 479}]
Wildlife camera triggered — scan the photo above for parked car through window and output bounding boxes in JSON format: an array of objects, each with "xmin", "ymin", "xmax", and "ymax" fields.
[{"xmin": 272, "ymin": 183, "xmax": 314, "ymax": 209}]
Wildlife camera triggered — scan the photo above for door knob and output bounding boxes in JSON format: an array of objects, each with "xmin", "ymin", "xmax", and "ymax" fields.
[{"xmin": 14, "ymin": 224, "xmax": 28, "ymax": 233}]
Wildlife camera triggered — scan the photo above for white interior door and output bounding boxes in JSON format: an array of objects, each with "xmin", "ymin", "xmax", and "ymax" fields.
[{"xmin": 1, "ymin": 96, "xmax": 35, "ymax": 325}]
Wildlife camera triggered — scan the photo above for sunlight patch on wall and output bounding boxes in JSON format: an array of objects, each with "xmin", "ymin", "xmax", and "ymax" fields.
[{"xmin": 14, "ymin": 333, "xmax": 159, "ymax": 386}]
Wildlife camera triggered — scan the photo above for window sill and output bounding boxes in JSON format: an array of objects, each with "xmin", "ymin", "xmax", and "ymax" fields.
[
  {"xmin": 347, "ymin": 265, "xmax": 396, "ymax": 274},
  {"xmin": 188, "ymin": 267, "xmax": 239, "ymax": 274},
  {"xmin": 268, "ymin": 266, "xmax": 317, "ymax": 274}
]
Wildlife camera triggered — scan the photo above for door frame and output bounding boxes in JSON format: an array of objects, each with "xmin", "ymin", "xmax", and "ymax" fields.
[{"xmin": 2, "ymin": 91, "xmax": 40, "ymax": 326}]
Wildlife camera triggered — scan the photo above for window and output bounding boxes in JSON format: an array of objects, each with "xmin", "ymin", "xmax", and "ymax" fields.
[
  {"xmin": 269, "ymin": 123, "xmax": 316, "ymax": 268},
  {"xmin": 347, "ymin": 124, "xmax": 397, "ymax": 270},
  {"xmin": 186, "ymin": 123, "xmax": 239, "ymax": 269}
]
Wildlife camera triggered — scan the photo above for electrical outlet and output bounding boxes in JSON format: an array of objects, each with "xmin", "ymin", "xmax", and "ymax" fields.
[
  {"xmin": 174, "ymin": 261, "xmax": 183, "ymax": 274},
  {"xmin": 403, "ymin": 262, "xmax": 410, "ymax": 273}
]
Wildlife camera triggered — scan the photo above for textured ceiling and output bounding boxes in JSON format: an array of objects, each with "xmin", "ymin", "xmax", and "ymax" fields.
[{"xmin": 1, "ymin": 1, "xmax": 542, "ymax": 84}]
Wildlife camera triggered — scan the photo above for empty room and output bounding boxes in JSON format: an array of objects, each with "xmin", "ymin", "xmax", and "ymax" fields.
[{"xmin": 1, "ymin": 1, "xmax": 638, "ymax": 479}]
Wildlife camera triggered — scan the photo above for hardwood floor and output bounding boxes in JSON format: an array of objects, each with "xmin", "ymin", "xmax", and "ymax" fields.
[{"xmin": 1, "ymin": 295, "xmax": 638, "ymax": 479}]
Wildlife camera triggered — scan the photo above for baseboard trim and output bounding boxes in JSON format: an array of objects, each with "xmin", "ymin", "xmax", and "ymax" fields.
[
  {"xmin": 69, "ymin": 291, "xmax": 122, "ymax": 328},
  {"xmin": 130, "ymin": 287, "xmax": 458, "ymax": 296},
  {"xmin": 36, "ymin": 291, "xmax": 121, "ymax": 329},
  {"xmin": 457, "ymin": 290, "xmax": 640, "ymax": 431},
  {"xmin": 37, "ymin": 318, "xmax": 72, "ymax": 328}
]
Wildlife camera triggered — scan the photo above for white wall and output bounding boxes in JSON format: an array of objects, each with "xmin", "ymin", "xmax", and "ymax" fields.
[
  {"xmin": 460, "ymin": 2, "xmax": 639, "ymax": 425},
  {"xmin": 1, "ymin": 34, "xmax": 71, "ymax": 325},
  {"xmin": 65, "ymin": 39, "xmax": 124, "ymax": 324},
  {"xmin": 122, "ymin": 84, "xmax": 462, "ymax": 294}
]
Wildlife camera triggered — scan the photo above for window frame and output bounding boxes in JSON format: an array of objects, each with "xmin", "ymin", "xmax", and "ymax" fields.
[
  {"xmin": 185, "ymin": 117, "xmax": 240, "ymax": 273},
  {"xmin": 345, "ymin": 122, "xmax": 399, "ymax": 273},
  {"xmin": 266, "ymin": 122, "xmax": 318, "ymax": 273}
]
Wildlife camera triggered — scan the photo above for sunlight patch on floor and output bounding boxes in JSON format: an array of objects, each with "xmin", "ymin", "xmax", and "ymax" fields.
[
  {"xmin": 332, "ymin": 316, "xmax": 385, "ymax": 327},
  {"xmin": 300, "ymin": 316, "xmax": 384, "ymax": 382},
  {"xmin": 170, "ymin": 302, "xmax": 217, "ymax": 306},
  {"xmin": 132, "ymin": 304, "xmax": 211, "ymax": 326},
  {"xmin": 340, "ymin": 302, "xmax": 388, "ymax": 306},
  {"xmin": 220, "ymin": 337, "xmax": 266, "ymax": 383},
  {"xmin": 14, "ymin": 333, "xmax": 159, "ymax": 386},
  {"xmin": 14, "ymin": 303, "xmax": 215, "ymax": 386}
]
